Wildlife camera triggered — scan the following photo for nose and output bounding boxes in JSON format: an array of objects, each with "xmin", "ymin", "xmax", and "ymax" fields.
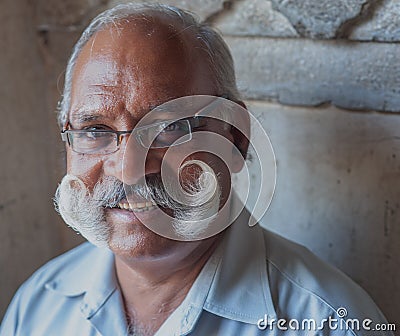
[{"xmin": 102, "ymin": 135, "xmax": 161, "ymax": 185}]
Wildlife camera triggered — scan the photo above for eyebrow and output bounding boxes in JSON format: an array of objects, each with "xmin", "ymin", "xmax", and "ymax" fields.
[{"xmin": 70, "ymin": 111, "xmax": 103, "ymax": 124}]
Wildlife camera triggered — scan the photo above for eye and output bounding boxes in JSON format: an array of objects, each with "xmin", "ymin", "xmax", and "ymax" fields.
[
  {"xmin": 83, "ymin": 125, "xmax": 110, "ymax": 131},
  {"xmin": 80, "ymin": 125, "xmax": 110, "ymax": 137},
  {"xmin": 163, "ymin": 123, "xmax": 179, "ymax": 132},
  {"xmin": 161, "ymin": 120, "xmax": 189, "ymax": 133}
]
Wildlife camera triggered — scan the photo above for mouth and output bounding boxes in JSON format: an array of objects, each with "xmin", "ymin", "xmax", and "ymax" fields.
[{"xmin": 114, "ymin": 200, "xmax": 158, "ymax": 213}]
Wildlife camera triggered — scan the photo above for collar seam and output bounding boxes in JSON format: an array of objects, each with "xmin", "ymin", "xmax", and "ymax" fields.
[
  {"xmin": 203, "ymin": 302, "xmax": 262, "ymax": 320},
  {"xmin": 44, "ymin": 281, "xmax": 87, "ymax": 297},
  {"xmin": 258, "ymin": 242, "xmax": 276, "ymax": 319},
  {"xmin": 267, "ymin": 259, "xmax": 342, "ymax": 317}
]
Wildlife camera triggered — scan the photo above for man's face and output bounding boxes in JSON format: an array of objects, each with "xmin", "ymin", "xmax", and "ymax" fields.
[{"xmin": 61, "ymin": 18, "xmax": 240, "ymax": 259}]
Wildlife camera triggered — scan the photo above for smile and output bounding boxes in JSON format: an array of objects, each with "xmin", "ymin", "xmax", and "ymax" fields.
[{"xmin": 116, "ymin": 200, "xmax": 157, "ymax": 212}]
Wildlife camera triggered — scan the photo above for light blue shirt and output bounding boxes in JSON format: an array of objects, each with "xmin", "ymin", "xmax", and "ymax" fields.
[{"xmin": 0, "ymin": 208, "xmax": 392, "ymax": 335}]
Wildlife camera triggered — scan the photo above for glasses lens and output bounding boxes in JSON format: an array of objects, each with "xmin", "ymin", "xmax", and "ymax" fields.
[
  {"xmin": 70, "ymin": 131, "xmax": 117, "ymax": 154},
  {"xmin": 137, "ymin": 120, "xmax": 192, "ymax": 148}
]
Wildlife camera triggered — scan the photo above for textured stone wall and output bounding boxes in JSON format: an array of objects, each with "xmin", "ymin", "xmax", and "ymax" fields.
[{"xmin": 1, "ymin": 0, "xmax": 399, "ymax": 327}]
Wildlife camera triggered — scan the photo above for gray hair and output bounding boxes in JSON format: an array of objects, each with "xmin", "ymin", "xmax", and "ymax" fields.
[{"xmin": 57, "ymin": 2, "xmax": 240, "ymax": 127}]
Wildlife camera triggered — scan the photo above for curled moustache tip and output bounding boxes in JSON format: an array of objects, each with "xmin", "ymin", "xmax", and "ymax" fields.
[{"xmin": 62, "ymin": 174, "xmax": 86, "ymax": 192}]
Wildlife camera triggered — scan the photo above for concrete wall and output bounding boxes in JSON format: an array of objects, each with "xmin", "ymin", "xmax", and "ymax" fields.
[{"xmin": 1, "ymin": 0, "xmax": 399, "ymax": 328}]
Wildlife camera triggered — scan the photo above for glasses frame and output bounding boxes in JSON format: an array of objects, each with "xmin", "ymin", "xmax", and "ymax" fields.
[
  {"xmin": 60, "ymin": 94, "xmax": 234, "ymax": 155},
  {"xmin": 60, "ymin": 117, "xmax": 204, "ymax": 154}
]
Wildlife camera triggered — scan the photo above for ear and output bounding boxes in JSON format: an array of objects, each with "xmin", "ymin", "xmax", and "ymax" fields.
[{"xmin": 230, "ymin": 100, "xmax": 250, "ymax": 173}]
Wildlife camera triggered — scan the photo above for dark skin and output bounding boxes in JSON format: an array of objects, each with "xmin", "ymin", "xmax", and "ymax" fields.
[{"xmin": 66, "ymin": 16, "xmax": 248, "ymax": 335}]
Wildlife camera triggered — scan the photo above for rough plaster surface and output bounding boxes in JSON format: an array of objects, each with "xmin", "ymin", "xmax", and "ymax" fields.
[
  {"xmin": 35, "ymin": 0, "xmax": 105, "ymax": 29},
  {"xmin": 270, "ymin": 0, "xmax": 367, "ymax": 38},
  {"xmin": 226, "ymin": 37, "xmax": 400, "ymax": 112},
  {"xmin": 350, "ymin": 0, "xmax": 400, "ymax": 42},
  {"xmin": 245, "ymin": 102, "xmax": 400, "ymax": 326},
  {"xmin": 0, "ymin": 0, "xmax": 65, "ymax": 320},
  {"xmin": 214, "ymin": 0, "xmax": 298, "ymax": 37}
]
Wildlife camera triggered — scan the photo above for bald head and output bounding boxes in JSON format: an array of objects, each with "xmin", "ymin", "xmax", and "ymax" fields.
[
  {"xmin": 58, "ymin": 3, "xmax": 239, "ymax": 127},
  {"xmin": 69, "ymin": 17, "xmax": 219, "ymax": 124}
]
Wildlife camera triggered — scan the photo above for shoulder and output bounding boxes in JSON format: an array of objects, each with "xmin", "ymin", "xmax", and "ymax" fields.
[
  {"xmin": 20, "ymin": 242, "xmax": 98, "ymax": 290},
  {"xmin": 261, "ymin": 228, "xmax": 389, "ymax": 332},
  {"xmin": 5, "ymin": 242, "xmax": 101, "ymax": 307},
  {"xmin": 263, "ymin": 229, "xmax": 364, "ymax": 305},
  {"xmin": 0, "ymin": 243, "xmax": 91, "ymax": 334},
  {"xmin": 0, "ymin": 242, "xmax": 115, "ymax": 335}
]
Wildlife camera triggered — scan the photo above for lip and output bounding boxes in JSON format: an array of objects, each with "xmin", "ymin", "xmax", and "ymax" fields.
[
  {"xmin": 124, "ymin": 196, "xmax": 154, "ymax": 204},
  {"xmin": 105, "ymin": 205, "xmax": 159, "ymax": 224}
]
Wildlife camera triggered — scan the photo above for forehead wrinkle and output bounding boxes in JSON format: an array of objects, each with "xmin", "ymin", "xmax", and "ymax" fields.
[
  {"xmin": 125, "ymin": 90, "xmax": 185, "ymax": 116},
  {"xmin": 85, "ymin": 90, "xmax": 121, "ymax": 101},
  {"xmin": 90, "ymin": 84, "xmax": 119, "ymax": 89},
  {"xmin": 70, "ymin": 102, "xmax": 121, "ymax": 122},
  {"xmin": 70, "ymin": 87, "xmax": 125, "ymax": 123}
]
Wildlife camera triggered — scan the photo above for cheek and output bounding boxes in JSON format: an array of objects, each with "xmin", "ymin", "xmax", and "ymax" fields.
[
  {"xmin": 185, "ymin": 152, "xmax": 231, "ymax": 184},
  {"xmin": 159, "ymin": 141, "xmax": 235, "ymax": 186},
  {"xmin": 188, "ymin": 152, "xmax": 232, "ymax": 206},
  {"xmin": 194, "ymin": 133, "xmax": 237, "ymax": 170},
  {"xmin": 66, "ymin": 149, "xmax": 104, "ymax": 190}
]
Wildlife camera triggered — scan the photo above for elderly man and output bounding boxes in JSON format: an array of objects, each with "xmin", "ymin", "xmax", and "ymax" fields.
[{"xmin": 0, "ymin": 3, "xmax": 392, "ymax": 336}]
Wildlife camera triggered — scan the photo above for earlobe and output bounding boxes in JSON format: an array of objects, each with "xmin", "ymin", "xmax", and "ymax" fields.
[
  {"xmin": 229, "ymin": 102, "xmax": 250, "ymax": 173},
  {"xmin": 231, "ymin": 138, "xmax": 249, "ymax": 173},
  {"xmin": 231, "ymin": 153, "xmax": 245, "ymax": 173}
]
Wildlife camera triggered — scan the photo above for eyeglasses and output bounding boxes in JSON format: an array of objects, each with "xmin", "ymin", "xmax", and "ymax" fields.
[{"xmin": 61, "ymin": 117, "xmax": 206, "ymax": 155}]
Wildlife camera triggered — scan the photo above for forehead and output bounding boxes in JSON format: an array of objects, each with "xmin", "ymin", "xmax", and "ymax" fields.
[{"xmin": 69, "ymin": 16, "xmax": 217, "ymax": 125}]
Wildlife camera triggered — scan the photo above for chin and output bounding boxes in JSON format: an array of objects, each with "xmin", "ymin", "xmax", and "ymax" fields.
[
  {"xmin": 108, "ymin": 231, "xmax": 141, "ymax": 253},
  {"xmin": 104, "ymin": 207, "xmax": 156, "ymax": 253},
  {"xmin": 106, "ymin": 223, "xmax": 183, "ymax": 261}
]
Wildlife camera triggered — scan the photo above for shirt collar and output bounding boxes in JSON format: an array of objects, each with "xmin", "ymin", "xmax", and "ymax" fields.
[
  {"xmin": 158, "ymin": 202, "xmax": 277, "ymax": 335},
  {"xmin": 204, "ymin": 205, "xmax": 276, "ymax": 324},
  {"xmin": 45, "ymin": 245, "xmax": 117, "ymax": 318}
]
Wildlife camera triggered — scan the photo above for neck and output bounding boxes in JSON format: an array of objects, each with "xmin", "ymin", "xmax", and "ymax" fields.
[{"xmin": 115, "ymin": 235, "xmax": 222, "ymax": 335}]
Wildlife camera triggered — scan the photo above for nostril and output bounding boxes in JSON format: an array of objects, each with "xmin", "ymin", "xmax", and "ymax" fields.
[{"xmin": 102, "ymin": 151, "xmax": 125, "ymax": 183}]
